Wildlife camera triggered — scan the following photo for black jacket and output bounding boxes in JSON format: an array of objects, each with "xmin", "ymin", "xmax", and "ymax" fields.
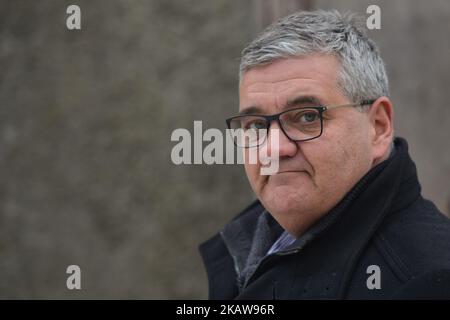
[{"xmin": 199, "ymin": 137, "xmax": 450, "ymax": 299}]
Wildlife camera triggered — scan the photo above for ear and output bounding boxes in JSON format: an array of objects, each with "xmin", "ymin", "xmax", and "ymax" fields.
[{"xmin": 368, "ymin": 97, "xmax": 394, "ymax": 165}]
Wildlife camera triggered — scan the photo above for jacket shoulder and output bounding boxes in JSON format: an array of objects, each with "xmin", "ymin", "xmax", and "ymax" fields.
[
  {"xmin": 346, "ymin": 196, "xmax": 450, "ymax": 299},
  {"xmin": 376, "ymin": 195, "xmax": 450, "ymax": 279},
  {"xmin": 391, "ymin": 268, "xmax": 450, "ymax": 299}
]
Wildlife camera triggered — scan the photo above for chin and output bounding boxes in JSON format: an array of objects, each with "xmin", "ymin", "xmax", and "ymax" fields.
[{"xmin": 261, "ymin": 186, "xmax": 311, "ymax": 217}]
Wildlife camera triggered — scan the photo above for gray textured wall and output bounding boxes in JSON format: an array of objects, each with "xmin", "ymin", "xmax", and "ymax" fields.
[
  {"xmin": 0, "ymin": 0, "xmax": 256, "ymax": 299},
  {"xmin": 0, "ymin": 0, "xmax": 448, "ymax": 299}
]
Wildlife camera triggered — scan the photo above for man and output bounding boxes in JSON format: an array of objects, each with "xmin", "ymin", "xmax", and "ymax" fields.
[{"xmin": 199, "ymin": 10, "xmax": 450, "ymax": 299}]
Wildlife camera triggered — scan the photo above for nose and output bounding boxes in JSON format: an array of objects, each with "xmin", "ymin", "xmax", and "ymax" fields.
[{"xmin": 261, "ymin": 120, "xmax": 298, "ymax": 160}]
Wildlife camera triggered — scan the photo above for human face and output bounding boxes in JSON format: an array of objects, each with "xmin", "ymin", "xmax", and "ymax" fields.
[{"xmin": 239, "ymin": 55, "xmax": 376, "ymax": 237}]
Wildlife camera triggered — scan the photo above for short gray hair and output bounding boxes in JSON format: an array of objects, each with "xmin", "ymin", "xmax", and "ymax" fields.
[{"xmin": 239, "ymin": 10, "xmax": 389, "ymax": 104}]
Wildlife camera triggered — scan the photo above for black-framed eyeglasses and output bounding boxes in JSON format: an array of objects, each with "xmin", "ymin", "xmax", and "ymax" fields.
[{"xmin": 226, "ymin": 99, "xmax": 375, "ymax": 148}]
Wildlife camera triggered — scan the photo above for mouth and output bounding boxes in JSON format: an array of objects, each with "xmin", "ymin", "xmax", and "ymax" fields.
[
  {"xmin": 261, "ymin": 170, "xmax": 312, "ymax": 191},
  {"xmin": 276, "ymin": 170, "xmax": 307, "ymax": 175},
  {"xmin": 267, "ymin": 170, "xmax": 310, "ymax": 179}
]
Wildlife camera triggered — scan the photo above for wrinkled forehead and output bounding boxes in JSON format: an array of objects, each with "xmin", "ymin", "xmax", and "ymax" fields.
[{"xmin": 239, "ymin": 55, "xmax": 343, "ymax": 111}]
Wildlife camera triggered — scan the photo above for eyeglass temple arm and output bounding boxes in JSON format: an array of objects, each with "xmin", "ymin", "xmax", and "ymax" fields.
[
  {"xmin": 325, "ymin": 99, "xmax": 376, "ymax": 111},
  {"xmin": 360, "ymin": 99, "xmax": 376, "ymax": 106}
]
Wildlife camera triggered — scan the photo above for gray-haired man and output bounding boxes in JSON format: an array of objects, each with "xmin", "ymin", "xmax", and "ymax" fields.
[{"xmin": 200, "ymin": 10, "xmax": 450, "ymax": 299}]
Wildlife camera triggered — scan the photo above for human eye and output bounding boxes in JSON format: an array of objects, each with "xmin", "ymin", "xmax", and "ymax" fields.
[
  {"xmin": 291, "ymin": 110, "xmax": 320, "ymax": 124},
  {"xmin": 242, "ymin": 118, "xmax": 267, "ymax": 131}
]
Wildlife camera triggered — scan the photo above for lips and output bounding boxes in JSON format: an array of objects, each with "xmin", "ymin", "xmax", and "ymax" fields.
[
  {"xmin": 276, "ymin": 170, "xmax": 306, "ymax": 174},
  {"xmin": 269, "ymin": 170, "xmax": 310, "ymax": 179},
  {"xmin": 266, "ymin": 170, "xmax": 310, "ymax": 185}
]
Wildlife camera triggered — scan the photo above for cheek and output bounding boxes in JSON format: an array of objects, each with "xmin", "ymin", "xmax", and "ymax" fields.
[
  {"xmin": 306, "ymin": 140, "xmax": 346, "ymax": 182},
  {"xmin": 307, "ymin": 124, "xmax": 372, "ymax": 191},
  {"xmin": 244, "ymin": 156, "xmax": 262, "ymax": 191}
]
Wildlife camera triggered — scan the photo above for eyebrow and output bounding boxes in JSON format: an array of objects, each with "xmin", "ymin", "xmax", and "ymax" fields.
[{"xmin": 238, "ymin": 95, "xmax": 324, "ymax": 116}]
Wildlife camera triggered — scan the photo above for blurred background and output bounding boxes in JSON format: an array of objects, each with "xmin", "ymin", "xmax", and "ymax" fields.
[{"xmin": 0, "ymin": 0, "xmax": 449, "ymax": 299}]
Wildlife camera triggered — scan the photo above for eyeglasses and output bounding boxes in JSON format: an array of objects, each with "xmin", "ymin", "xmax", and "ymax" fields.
[{"xmin": 226, "ymin": 99, "xmax": 375, "ymax": 148}]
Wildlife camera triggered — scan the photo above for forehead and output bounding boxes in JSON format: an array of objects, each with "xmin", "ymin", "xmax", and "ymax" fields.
[{"xmin": 239, "ymin": 55, "xmax": 342, "ymax": 109}]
